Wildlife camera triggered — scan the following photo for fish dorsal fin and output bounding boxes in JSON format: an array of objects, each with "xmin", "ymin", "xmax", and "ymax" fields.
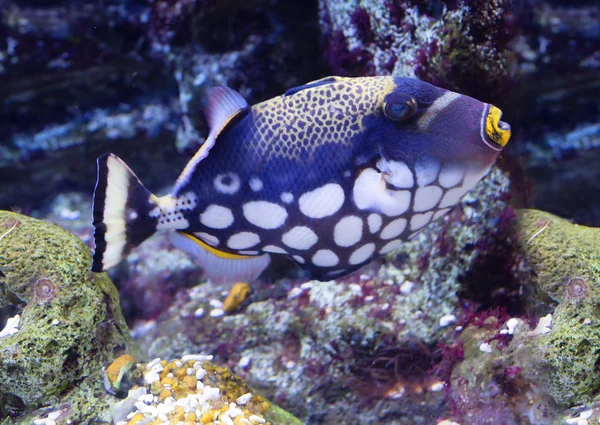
[
  {"xmin": 175, "ymin": 86, "xmax": 249, "ymax": 190},
  {"xmin": 283, "ymin": 76, "xmax": 348, "ymax": 96}
]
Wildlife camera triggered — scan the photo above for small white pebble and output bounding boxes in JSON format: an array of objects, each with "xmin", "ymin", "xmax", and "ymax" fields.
[
  {"xmin": 439, "ymin": 314, "xmax": 456, "ymax": 327},
  {"xmin": 399, "ymin": 281, "xmax": 414, "ymax": 295},
  {"xmin": 182, "ymin": 354, "xmax": 214, "ymax": 362},
  {"xmin": 287, "ymin": 287, "xmax": 304, "ymax": 299},
  {"xmin": 151, "ymin": 363, "xmax": 164, "ymax": 373},
  {"xmin": 430, "ymin": 381, "xmax": 445, "ymax": 392},
  {"xmin": 583, "ymin": 318, "xmax": 592, "ymax": 325},
  {"xmin": 349, "ymin": 283, "xmax": 362, "ymax": 296},
  {"xmin": 479, "ymin": 342, "xmax": 493, "ymax": 353},
  {"xmin": 364, "ymin": 295, "xmax": 375, "ymax": 302},
  {"xmin": 437, "ymin": 421, "xmax": 460, "ymax": 425},
  {"xmin": 238, "ymin": 355, "xmax": 251, "ymax": 368},
  {"xmin": 221, "ymin": 414, "xmax": 234, "ymax": 425},
  {"xmin": 300, "ymin": 281, "xmax": 313, "ymax": 290},
  {"xmin": 285, "ymin": 360, "xmax": 296, "ymax": 369},
  {"xmin": 46, "ymin": 420, "xmax": 56, "ymax": 425},
  {"xmin": 141, "ymin": 393, "xmax": 154, "ymax": 404},
  {"xmin": 175, "ymin": 360, "xmax": 183, "ymax": 368},
  {"xmin": 167, "ymin": 372, "xmax": 174, "ymax": 378},
  {"xmin": 144, "ymin": 370, "xmax": 160, "ymax": 385},
  {"xmin": 209, "ymin": 299, "xmax": 224, "ymax": 309},
  {"xmin": 236, "ymin": 393, "xmax": 253, "ymax": 405},
  {"xmin": 499, "ymin": 318, "xmax": 519, "ymax": 335},
  {"xmin": 227, "ymin": 406, "xmax": 244, "ymax": 418},
  {"xmin": 195, "ymin": 368, "xmax": 207, "ymax": 380},
  {"xmin": 210, "ymin": 308, "xmax": 225, "ymax": 318},
  {"xmin": 47, "ymin": 410, "xmax": 61, "ymax": 421},
  {"xmin": 146, "ymin": 357, "xmax": 162, "ymax": 369},
  {"xmin": 33, "ymin": 420, "xmax": 46, "ymax": 425},
  {"xmin": 455, "ymin": 326, "xmax": 463, "ymax": 332},
  {"xmin": 194, "ymin": 307, "xmax": 205, "ymax": 318},
  {"xmin": 248, "ymin": 415, "xmax": 266, "ymax": 424},
  {"xmin": 0, "ymin": 314, "xmax": 20, "ymax": 339},
  {"xmin": 204, "ymin": 386, "xmax": 220, "ymax": 400},
  {"xmin": 529, "ymin": 314, "xmax": 552, "ymax": 336},
  {"xmin": 581, "ymin": 410, "xmax": 593, "ymax": 420},
  {"xmin": 186, "ymin": 367, "xmax": 194, "ymax": 376},
  {"xmin": 236, "ymin": 419, "xmax": 250, "ymax": 425},
  {"xmin": 196, "ymin": 381, "xmax": 205, "ymax": 391}
]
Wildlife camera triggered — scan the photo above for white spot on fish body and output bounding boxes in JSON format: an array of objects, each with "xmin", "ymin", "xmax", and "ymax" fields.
[
  {"xmin": 334, "ymin": 216, "xmax": 363, "ymax": 247},
  {"xmin": 353, "ymin": 168, "xmax": 411, "ymax": 216},
  {"xmin": 410, "ymin": 211, "xmax": 434, "ymax": 231},
  {"xmin": 415, "ymin": 160, "xmax": 441, "ymax": 186},
  {"xmin": 433, "ymin": 208, "xmax": 451, "ymax": 220},
  {"xmin": 214, "ymin": 172, "xmax": 241, "ymax": 194},
  {"xmin": 377, "ymin": 159, "xmax": 413, "ymax": 188},
  {"xmin": 293, "ymin": 255, "xmax": 305, "ymax": 264},
  {"xmin": 177, "ymin": 192, "xmax": 198, "ymax": 210},
  {"xmin": 367, "ymin": 213, "xmax": 382, "ymax": 233},
  {"xmin": 200, "ymin": 205, "xmax": 234, "ymax": 229},
  {"xmin": 380, "ymin": 239, "xmax": 403, "ymax": 254},
  {"xmin": 249, "ymin": 176, "xmax": 263, "ymax": 191},
  {"xmin": 227, "ymin": 232, "xmax": 260, "ymax": 249},
  {"xmin": 312, "ymin": 249, "xmax": 339, "ymax": 267},
  {"xmin": 298, "ymin": 183, "xmax": 345, "ymax": 219},
  {"xmin": 280, "ymin": 192, "xmax": 294, "ymax": 204},
  {"xmin": 348, "ymin": 243, "xmax": 376, "ymax": 265},
  {"xmin": 194, "ymin": 232, "xmax": 219, "ymax": 247},
  {"xmin": 243, "ymin": 201, "xmax": 288, "ymax": 229},
  {"xmin": 380, "ymin": 217, "xmax": 407, "ymax": 240},
  {"xmin": 439, "ymin": 163, "xmax": 465, "ymax": 188},
  {"xmin": 414, "ymin": 185, "xmax": 443, "ymax": 212},
  {"xmin": 282, "ymin": 226, "xmax": 318, "ymax": 250},
  {"xmin": 262, "ymin": 245, "xmax": 287, "ymax": 254}
]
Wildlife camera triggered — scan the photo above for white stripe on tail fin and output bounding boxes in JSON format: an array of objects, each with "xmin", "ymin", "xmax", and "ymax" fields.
[{"xmin": 92, "ymin": 154, "xmax": 158, "ymax": 272}]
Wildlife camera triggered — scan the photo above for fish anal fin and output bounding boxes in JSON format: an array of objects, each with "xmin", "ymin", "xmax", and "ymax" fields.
[
  {"xmin": 169, "ymin": 232, "xmax": 270, "ymax": 284},
  {"xmin": 175, "ymin": 86, "xmax": 250, "ymax": 190}
]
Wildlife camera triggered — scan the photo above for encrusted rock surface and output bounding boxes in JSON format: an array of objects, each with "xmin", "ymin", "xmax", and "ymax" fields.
[
  {"xmin": 0, "ymin": 210, "xmax": 137, "ymax": 420},
  {"xmin": 319, "ymin": 0, "xmax": 517, "ymax": 99},
  {"xmin": 445, "ymin": 209, "xmax": 600, "ymax": 424}
]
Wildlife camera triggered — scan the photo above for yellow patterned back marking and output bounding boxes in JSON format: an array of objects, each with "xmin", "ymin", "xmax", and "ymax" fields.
[{"xmin": 252, "ymin": 76, "xmax": 396, "ymax": 160}]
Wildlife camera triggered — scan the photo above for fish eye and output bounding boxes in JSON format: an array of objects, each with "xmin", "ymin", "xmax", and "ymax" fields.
[{"xmin": 383, "ymin": 94, "xmax": 417, "ymax": 122}]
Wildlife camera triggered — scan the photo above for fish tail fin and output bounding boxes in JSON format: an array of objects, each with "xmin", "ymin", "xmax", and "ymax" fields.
[{"xmin": 92, "ymin": 153, "xmax": 158, "ymax": 272}]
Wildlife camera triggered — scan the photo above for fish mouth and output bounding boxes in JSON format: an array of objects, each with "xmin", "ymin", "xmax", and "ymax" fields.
[{"xmin": 482, "ymin": 105, "xmax": 511, "ymax": 150}]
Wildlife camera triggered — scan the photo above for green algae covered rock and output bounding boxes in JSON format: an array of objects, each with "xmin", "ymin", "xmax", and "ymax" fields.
[
  {"xmin": 445, "ymin": 209, "xmax": 600, "ymax": 422},
  {"xmin": 516, "ymin": 209, "xmax": 600, "ymax": 406},
  {"xmin": 0, "ymin": 211, "xmax": 138, "ymax": 420}
]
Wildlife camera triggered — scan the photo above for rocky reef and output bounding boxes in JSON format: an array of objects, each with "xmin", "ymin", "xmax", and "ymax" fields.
[
  {"xmin": 1, "ymin": 0, "xmax": 600, "ymax": 424},
  {"xmin": 0, "ymin": 211, "xmax": 136, "ymax": 421}
]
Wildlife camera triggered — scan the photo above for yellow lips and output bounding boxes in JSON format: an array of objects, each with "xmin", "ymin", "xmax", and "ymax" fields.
[{"xmin": 485, "ymin": 105, "xmax": 511, "ymax": 147}]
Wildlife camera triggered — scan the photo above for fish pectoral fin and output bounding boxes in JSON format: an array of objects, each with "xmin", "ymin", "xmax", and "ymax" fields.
[
  {"xmin": 169, "ymin": 232, "xmax": 271, "ymax": 284},
  {"xmin": 174, "ymin": 86, "xmax": 250, "ymax": 190}
]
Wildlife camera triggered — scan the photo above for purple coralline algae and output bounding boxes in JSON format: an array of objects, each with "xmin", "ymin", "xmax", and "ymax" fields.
[{"xmin": 319, "ymin": 0, "xmax": 517, "ymax": 99}]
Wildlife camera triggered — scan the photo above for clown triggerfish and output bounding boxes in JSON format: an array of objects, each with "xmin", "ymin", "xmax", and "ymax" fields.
[{"xmin": 91, "ymin": 76, "xmax": 511, "ymax": 282}]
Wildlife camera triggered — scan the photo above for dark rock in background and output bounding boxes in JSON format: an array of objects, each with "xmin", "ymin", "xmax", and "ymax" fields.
[{"xmin": 0, "ymin": 0, "xmax": 325, "ymax": 209}]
